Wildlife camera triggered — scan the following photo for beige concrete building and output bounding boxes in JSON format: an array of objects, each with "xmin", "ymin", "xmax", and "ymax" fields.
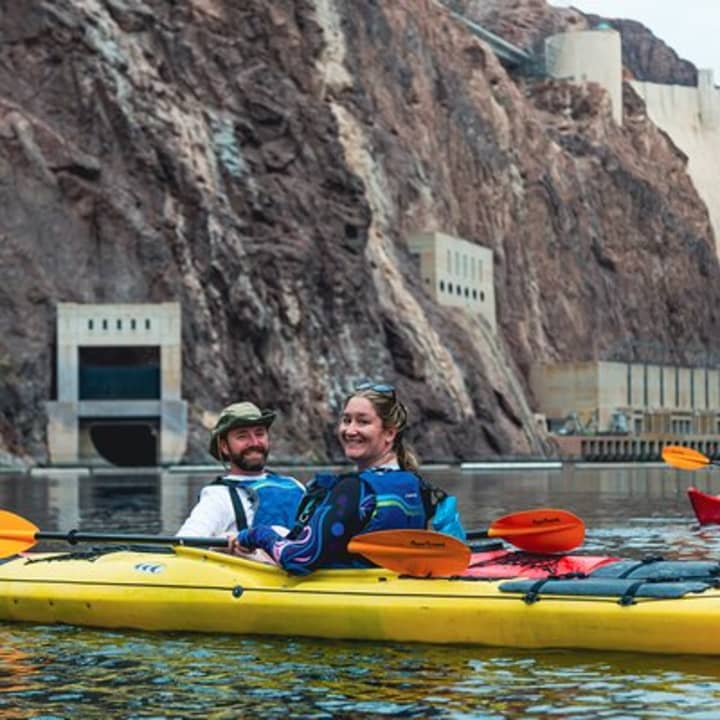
[
  {"xmin": 531, "ymin": 360, "xmax": 720, "ymax": 436},
  {"xmin": 545, "ymin": 26, "xmax": 623, "ymax": 125},
  {"xmin": 46, "ymin": 302, "xmax": 187, "ymax": 466},
  {"xmin": 407, "ymin": 231, "xmax": 496, "ymax": 330}
]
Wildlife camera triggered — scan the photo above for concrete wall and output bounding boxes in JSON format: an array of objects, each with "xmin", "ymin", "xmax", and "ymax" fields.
[
  {"xmin": 530, "ymin": 361, "xmax": 599, "ymax": 423},
  {"xmin": 545, "ymin": 28, "xmax": 623, "ymax": 125},
  {"xmin": 596, "ymin": 362, "xmax": 628, "ymax": 428},
  {"xmin": 628, "ymin": 363, "xmax": 644, "ymax": 407},
  {"xmin": 631, "ymin": 70, "xmax": 720, "ymax": 251},
  {"xmin": 645, "ymin": 364, "xmax": 662, "ymax": 407}
]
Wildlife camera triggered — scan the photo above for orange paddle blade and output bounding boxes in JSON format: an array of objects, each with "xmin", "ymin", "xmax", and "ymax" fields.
[
  {"xmin": 0, "ymin": 510, "xmax": 39, "ymax": 556},
  {"xmin": 662, "ymin": 445, "xmax": 712, "ymax": 471},
  {"xmin": 487, "ymin": 508, "xmax": 584, "ymax": 553},
  {"xmin": 348, "ymin": 529, "xmax": 471, "ymax": 577}
]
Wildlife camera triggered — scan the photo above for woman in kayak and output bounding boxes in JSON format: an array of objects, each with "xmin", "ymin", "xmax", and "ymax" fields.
[{"xmin": 229, "ymin": 382, "xmax": 465, "ymax": 574}]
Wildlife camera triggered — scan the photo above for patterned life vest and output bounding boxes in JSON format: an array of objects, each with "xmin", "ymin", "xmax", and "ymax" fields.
[{"xmin": 292, "ymin": 468, "xmax": 428, "ymax": 537}]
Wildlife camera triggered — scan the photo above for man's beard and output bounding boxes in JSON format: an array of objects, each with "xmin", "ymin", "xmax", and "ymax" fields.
[{"xmin": 229, "ymin": 446, "xmax": 268, "ymax": 471}]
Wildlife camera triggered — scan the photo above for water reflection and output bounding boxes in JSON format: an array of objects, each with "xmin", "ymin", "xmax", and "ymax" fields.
[
  {"xmin": 2, "ymin": 464, "xmax": 720, "ymax": 716},
  {"xmin": 0, "ymin": 626, "xmax": 719, "ymax": 719},
  {"xmin": 2, "ymin": 465, "xmax": 720, "ymax": 559}
]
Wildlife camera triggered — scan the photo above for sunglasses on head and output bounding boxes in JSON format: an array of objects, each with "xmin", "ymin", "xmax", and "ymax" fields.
[{"xmin": 355, "ymin": 382, "xmax": 395, "ymax": 395}]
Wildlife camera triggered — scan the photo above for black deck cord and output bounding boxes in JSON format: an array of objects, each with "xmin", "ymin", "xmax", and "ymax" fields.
[
  {"xmin": 614, "ymin": 555, "xmax": 665, "ymax": 578},
  {"xmin": 618, "ymin": 580, "xmax": 646, "ymax": 606},
  {"xmin": 521, "ymin": 577, "xmax": 551, "ymax": 604}
]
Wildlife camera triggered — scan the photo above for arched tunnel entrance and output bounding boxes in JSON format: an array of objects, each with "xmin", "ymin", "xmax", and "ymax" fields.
[
  {"xmin": 82, "ymin": 420, "xmax": 159, "ymax": 467},
  {"xmin": 78, "ymin": 346, "xmax": 160, "ymax": 466}
]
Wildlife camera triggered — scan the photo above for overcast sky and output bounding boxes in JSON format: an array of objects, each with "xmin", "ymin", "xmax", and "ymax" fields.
[{"xmin": 551, "ymin": 1, "xmax": 720, "ymax": 82}]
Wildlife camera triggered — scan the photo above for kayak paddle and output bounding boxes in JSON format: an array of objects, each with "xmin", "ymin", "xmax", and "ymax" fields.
[
  {"xmin": 466, "ymin": 507, "xmax": 584, "ymax": 553},
  {"xmin": 349, "ymin": 508, "xmax": 585, "ymax": 577},
  {"xmin": 348, "ymin": 529, "xmax": 471, "ymax": 577},
  {"xmin": 0, "ymin": 506, "xmax": 585, "ymax": 578},
  {"xmin": 0, "ymin": 509, "xmax": 470, "ymax": 577},
  {"xmin": 662, "ymin": 445, "xmax": 719, "ymax": 471},
  {"xmin": 0, "ymin": 509, "xmax": 230, "ymax": 558}
]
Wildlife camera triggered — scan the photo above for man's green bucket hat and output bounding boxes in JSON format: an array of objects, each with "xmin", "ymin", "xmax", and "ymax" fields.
[{"xmin": 209, "ymin": 401, "xmax": 276, "ymax": 459}]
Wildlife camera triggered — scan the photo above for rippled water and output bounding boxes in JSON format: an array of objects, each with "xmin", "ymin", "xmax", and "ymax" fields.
[
  {"xmin": 1, "ymin": 464, "xmax": 720, "ymax": 718},
  {"xmin": 1, "ymin": 627, "xmax": 720, "ymax": 719}
]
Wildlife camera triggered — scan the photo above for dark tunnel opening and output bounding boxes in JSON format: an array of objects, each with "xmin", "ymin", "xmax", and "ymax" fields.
[{"xmin": 90, "ymin": 422, "xmax": 158, "ymax": 467}]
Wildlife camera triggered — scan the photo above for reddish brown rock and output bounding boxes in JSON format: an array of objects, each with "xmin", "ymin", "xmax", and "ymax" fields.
[{"xmin": 0, "ymin": 0, "xmax": 718, "ymax": 464}]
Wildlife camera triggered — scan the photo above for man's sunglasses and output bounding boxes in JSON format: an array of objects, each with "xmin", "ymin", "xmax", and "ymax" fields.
[{"xmin": 355, "ymin": 382, "xmax": 395, "ymax": 395}]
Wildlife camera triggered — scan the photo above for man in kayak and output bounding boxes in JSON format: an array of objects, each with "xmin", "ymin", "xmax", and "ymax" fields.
[
  {"xmin": 229, "ymin": 383, "xmax": 465, "ymax": 574},
  {"xmin": 176, "ymin": 402, "xmax": 305, "ymax": 543}
]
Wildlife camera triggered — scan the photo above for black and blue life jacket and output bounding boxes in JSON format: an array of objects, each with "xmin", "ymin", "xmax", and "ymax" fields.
[{"xmin": 291, "ymin": 468, "xmax": 428, "ymax": 538}]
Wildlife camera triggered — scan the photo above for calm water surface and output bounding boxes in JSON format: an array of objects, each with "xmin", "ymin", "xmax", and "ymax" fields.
[{"xmin": 1, "ymin": 463, "xmax": 720, "ymax": 718}]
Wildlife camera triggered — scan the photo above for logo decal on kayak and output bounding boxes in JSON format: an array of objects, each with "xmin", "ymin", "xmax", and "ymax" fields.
[{"xmin": 134, "ymin": 562, "xmax": 166, "ymax": 575}]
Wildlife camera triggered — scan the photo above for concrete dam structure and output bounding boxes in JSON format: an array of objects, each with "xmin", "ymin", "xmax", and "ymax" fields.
[
  {"xmin": 631, "ymin": 70, "xmax": 720, "ymax": 253},
  {"xmin": 544, "ymin": 28, "xmax": 720, "ymax": 251}
]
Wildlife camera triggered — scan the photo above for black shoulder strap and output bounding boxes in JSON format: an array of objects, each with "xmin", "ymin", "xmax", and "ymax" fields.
[
  {"xmin": 419, "ymin": 476, "xmax": 447, "ymax": 519},
  {"xmin": 212, "ymin": 476, "xmax": 248, "ymax": 531}
]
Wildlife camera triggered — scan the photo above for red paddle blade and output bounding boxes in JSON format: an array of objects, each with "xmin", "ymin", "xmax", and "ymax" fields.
[
  {"xmin": 662, "ymin": 445, "xmax": 711, "ymax": 471},
  {"xmin": 348, "ymin": 529, "xmax": 471, "ymax": 577},
  {"xmin": 487, "ymin": 508, "xmax": 585, "ymax": 553},
  {"xmin": 0, "ymin": 509, "xmax": 40, "ymax": 556}
]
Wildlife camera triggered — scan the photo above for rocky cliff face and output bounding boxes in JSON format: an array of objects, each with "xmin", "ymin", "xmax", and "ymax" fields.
[{"xmin": 1, "ymin": 0, "xmax": 719, "ymax": 465}]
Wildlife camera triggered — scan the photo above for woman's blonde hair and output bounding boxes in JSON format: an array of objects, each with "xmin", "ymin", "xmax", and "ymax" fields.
[{"xmin": 344, "ymin": 386, "xmax": 420, "ymax": 472}]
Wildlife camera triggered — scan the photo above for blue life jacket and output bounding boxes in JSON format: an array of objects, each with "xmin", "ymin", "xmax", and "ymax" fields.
[
  {"xmin": 213, "ymin": 473, "xmax": 305, "ymax": 530},
  {"xmin": 431, "ymin": 495, "xmax": 466, "ymax": 541},
  {"xmin": 358, "ymin": 468, "xmax": 428, "ymax": 533}
]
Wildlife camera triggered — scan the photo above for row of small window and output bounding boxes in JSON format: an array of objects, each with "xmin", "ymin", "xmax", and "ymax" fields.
[
  {"xmin": 437, "ymin": 280, "xmax": 485, "ymax": 301},
  {"xmin": 87, "ymin": 318, "xmax": 152, "ymax": 331},
  {"xmin": 446, "ymin": 249, "xmax": 484, "ymax": 281}
]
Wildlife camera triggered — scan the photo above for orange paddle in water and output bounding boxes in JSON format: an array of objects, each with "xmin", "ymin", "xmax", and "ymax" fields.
[{"xmin": 662, "ymin": 445, "xmax": 719, "ymax": 471}]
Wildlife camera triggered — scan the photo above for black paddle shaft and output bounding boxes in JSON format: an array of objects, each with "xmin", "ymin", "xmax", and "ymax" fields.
[
  {"xmin": 35, "ymin": 530, "xmax": 229, "ymax": 548},
  {"xmin": 466, "ymin": 528, "xmax": 490, "ymax": 540}
]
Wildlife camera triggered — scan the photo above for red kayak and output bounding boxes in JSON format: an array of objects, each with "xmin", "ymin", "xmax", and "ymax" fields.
[{"xmin": 688, "ymin": 486, "xmax": 720, "ymax": 525}]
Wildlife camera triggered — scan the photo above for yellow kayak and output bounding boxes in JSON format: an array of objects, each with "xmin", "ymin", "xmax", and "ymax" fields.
[{"xmin": 1, "ymin": 545, "xmax": 719, "ymax": 655}]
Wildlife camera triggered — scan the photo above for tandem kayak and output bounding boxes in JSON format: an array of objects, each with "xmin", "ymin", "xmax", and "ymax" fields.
[
  {"xmin": 688, "ymin": 486, "xmax": 720, "ymax": 525},
  {"xmin": 1, "ymin": 544, "xmax": 720, "ymax": 655}
]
